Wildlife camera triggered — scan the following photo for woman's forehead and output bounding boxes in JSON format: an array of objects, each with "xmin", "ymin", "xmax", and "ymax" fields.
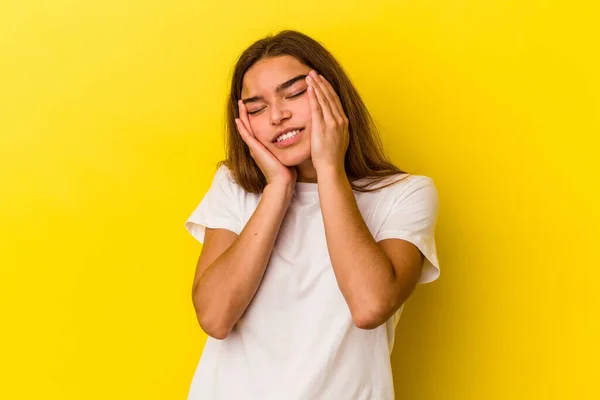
[{"xmin": 242, "ymin": 56, "xmax": 309, "ymax": 94}]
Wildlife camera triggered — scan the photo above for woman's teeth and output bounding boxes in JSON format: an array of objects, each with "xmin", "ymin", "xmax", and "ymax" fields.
[{"xmin": 276, "ymin": 129, "xmax": 301, "ymax": 142}]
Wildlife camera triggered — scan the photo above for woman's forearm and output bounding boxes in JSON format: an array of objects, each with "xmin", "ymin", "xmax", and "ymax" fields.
[
  {"xmin": 193, "ymin": 183, "xmax": 293, "ymax": 338},
  {"xmin": 317, "ymin": 167, "xmax": 403, "ymax": 328}
]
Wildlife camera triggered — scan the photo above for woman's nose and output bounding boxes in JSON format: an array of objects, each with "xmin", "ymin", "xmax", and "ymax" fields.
[{"xmin": 270, "ymin": 103, "xmax": 291, "ymax": 125}]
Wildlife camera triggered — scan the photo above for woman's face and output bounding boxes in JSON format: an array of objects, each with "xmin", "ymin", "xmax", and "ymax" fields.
[{"xmin": 240, "ymin": 55, "xmax": 313, "ymax": 167}]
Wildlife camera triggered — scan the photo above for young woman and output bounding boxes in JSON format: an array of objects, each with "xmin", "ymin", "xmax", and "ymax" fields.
[{"xmin": 184, "ymin": 30, "xmax": 440, "ymax": 400}]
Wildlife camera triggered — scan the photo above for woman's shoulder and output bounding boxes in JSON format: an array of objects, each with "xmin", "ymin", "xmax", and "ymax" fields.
[
  {"xmin": 203, "ymin": 164, "xmax": 245, "ymax": 199},
  {"xmin": 354, "ymin": 172, "xmax": 434, "ymax": 192},
  {"xmin": 213, "ymin": 163, "xmax": 243, "ymax": 188},
  {"xmin": 213, "ymin": 164, "xmax": 262, "ymax": 203}
]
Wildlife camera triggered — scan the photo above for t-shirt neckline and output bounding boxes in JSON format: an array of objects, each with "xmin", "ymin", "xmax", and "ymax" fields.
[{"xmin": 293, "ymin": 177, "xmax": 375, "ymax": 197}]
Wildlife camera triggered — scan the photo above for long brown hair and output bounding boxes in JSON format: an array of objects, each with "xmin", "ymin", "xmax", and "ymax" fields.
[{"xmin": 218, "ymin": 29, "xmax": 410, "ymax": 193}]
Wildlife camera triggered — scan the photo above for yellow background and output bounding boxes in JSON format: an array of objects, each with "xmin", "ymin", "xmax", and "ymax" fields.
[{"xmin": 1, "ymin": 1, "xmax": 598, "ymax": 399}]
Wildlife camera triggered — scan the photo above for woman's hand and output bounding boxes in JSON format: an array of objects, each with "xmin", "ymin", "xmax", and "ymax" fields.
[
  {"xmin": 305, "ymin": 70, "xmax": 349, "ymax": 174},
  {"xmin": 235, "ymin": 100, "xmax": 298, "ymax": 188}
]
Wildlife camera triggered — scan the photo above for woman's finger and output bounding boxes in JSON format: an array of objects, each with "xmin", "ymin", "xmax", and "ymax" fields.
[
  {"xmin": 307, "ymin": 82, "xmax": 324, "ymax": 129},
  {"xmin": 307, "ymin": 73, "xmax": 335, "ymax": 125},
  {"xmin": 238, "ymin": 100, "xmax": 255, "ymax": 138},
  {"xmin": 235, "ymin": 118, "xmax": 253, "ymax": 152},
  {"xmin": 319, "ymin": 75, "xmax": 346, "ymax": 121},
  {"xmin": 313, "ymin": 73, "xmax": 342, "ymax": 123}
]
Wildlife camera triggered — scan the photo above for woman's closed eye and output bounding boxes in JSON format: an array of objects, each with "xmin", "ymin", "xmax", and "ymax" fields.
[
  {"xmin": 288, "ymin": 89, "xmax": 307, "ymax": 99},
  {"xmin": 247, "ymin": 89, "xmax": 308, "ymax": 115}
]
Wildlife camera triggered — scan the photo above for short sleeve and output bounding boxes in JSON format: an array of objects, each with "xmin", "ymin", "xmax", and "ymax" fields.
[
  {"xmin": 184, "ymin": 165, "xmax": 243, "ymax": 244},
  {"xmin": 375, "ymin": 176, "xmax": 440, "ymax": 284}
]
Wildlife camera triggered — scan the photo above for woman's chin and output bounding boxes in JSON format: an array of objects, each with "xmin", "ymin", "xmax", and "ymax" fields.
[{"xmin": 277, "ymin": 151, "xmax": 311, "ymax": 168}]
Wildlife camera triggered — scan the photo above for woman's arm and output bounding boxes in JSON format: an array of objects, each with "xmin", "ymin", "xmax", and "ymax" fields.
[
  {"xmin": 192, "ymin": 182, "xmax": 293, "ymax": 339},
  {"xmin": 303, "ymin": 71, "xmax": 424, "ymax": 330},
  {"xmin": 317, "ymin": 167, "xmax": 424, "ymax": 330}
]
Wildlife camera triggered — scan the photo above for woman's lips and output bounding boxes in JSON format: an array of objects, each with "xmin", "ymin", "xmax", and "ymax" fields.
[{"xmin": 273, "ymin": 128, "xmax": 304, "ymax": 148}]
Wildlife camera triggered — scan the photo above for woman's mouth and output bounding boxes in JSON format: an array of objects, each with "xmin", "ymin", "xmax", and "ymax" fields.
[{"xmin": 273, "ymin": 128, "xmax": 304, "ymax": 148}]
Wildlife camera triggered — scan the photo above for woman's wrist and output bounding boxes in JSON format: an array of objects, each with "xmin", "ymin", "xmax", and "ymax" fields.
[
  {"xmin": 264, "ymin": 181, "xmax": 295, "ymax": 202},
  {"xmin": 316, "ymin": 164, "xmax": 346, "ymax": 182}
]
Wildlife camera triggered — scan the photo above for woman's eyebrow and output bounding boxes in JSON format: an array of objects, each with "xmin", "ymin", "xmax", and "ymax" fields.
[{"xmin": 242, "ymin": 74, "xmax": 308, "ymax": 104}]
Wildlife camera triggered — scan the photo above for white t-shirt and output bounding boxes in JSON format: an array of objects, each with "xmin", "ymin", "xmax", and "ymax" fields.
[{"xmin": 184, "ymin": 164, "xmax": 440, "ymax": 400}]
